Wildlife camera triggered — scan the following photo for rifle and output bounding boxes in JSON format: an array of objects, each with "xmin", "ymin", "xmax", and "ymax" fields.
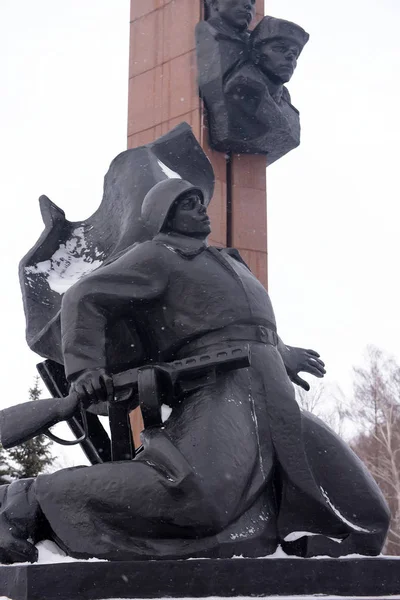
[{"xmin": 0, "ymin": 345, "xmax": 251, "ymax": 450}]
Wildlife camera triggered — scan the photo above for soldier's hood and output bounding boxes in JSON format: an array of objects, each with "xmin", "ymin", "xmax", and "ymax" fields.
[{"xmin": 141, "ymin": 179, "xmax": 207, "ymax": 239}]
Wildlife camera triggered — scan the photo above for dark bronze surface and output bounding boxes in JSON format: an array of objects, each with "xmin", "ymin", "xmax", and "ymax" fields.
[
  {"xmin": 196, "ymin": 3, "xmax": 309, "ymax": 162},
  {"xmin": 0, "ymin": 126, "xmax": 389, "ymax": 564}
]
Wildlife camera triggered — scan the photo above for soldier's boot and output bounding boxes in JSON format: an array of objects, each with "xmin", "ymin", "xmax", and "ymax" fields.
[{"xmin": 0, "ymin": 478, "xmax": 45, "ymax": 564}]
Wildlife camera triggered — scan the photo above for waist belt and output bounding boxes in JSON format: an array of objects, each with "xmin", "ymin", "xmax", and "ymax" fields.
[{"xmin": 178, "ymin": 324, "xmax": 278, "ymax": 356}]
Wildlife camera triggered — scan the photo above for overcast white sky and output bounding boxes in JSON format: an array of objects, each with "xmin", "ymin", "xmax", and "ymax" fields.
[
  {"xmin": 267, "ymin": 0, "xmax": 400, "ymax": 393},
  {"xmin": 0, "ymin": 0, "xmax": 400, "ymax": 463}
]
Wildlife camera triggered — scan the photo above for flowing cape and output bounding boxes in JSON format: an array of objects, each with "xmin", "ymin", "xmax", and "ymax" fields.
[{"xmin": 19, "ymin": 123, "xmax": 214, "ymax": 364}]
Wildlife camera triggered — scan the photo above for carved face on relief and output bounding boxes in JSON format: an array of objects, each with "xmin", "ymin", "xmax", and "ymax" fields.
[
  {"xmin": 211, "ymin": 0, "xmax": 256, "ymax": 32},
  {"xmin": 167, "ymin": 191, "xmax": 211, "ymax": 238},
  {"xmin": 256, "ymin": 38, "xmax": 301, "ymax": 84}
]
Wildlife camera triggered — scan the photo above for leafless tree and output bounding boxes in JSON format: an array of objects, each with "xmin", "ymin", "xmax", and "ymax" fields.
[
  {"xmin": 349, "ymin": 346, "xmax": 400, "ymax": 555},
  {"xmin": 295, "ymin": 381, "xmax": 348, "ymax": 438},
  {"xmin": 295, "ymin": 349, "xmax": 400, "ymax": 555},
  {"xmin": 296, "ymin": 381, "xmax": 325, "ymax": 415}
]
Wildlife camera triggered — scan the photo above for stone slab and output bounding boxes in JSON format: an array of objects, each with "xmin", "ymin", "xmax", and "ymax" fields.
[{"xmin": 0, "ymin": 558, "xmax": 399, "ymax": 600}]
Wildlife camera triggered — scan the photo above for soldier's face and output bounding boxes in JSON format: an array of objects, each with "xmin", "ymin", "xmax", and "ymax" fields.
[
  {"xmin": 214, "ymin": 0, "xmax": 256, "ymax": 31},
  {"xmin": 257, "ymin": 38, "xmax": 300, "ymax": 83},
  {"xmin": 169, "ymin": 192, "xmax": 211, "ymax": 238}
]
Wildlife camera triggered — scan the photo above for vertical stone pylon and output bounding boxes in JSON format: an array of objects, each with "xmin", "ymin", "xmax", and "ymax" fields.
[{"xmin": 128, "ymin": 0, "xmax": 267, "ymax": 444}]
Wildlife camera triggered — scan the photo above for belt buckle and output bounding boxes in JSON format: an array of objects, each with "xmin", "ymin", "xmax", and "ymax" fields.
[{"xmin": 259, "ymin": 326, "xmax": 268, "ymax": 343}]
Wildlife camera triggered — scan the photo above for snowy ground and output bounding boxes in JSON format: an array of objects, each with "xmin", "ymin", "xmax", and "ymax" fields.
[
  {"xmin": 99, "ymin": 597, "xmax": 400, "ymax": 600},
  {"xmin": 31, "ymin": 540, "xmax": 400, "ymax": 564},
  {"xmin": 101, "ymin": 597, "xmax": 400, "ymax": 600},
  {"xmin": 1, "ymin": 597, "xmax": 398, "ymax": 600},
  {"xmin": 0, "ymin": 597, "xmax": 399, "ymax": 600},
  {"xmin": 2, "ymin": 597, "xmax": 399, "ymax": 600}
]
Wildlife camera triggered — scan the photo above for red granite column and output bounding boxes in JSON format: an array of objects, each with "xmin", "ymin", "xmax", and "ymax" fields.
[
  {"xmin": 128, "ymin": 0, "xmax": 202, "ymax": 146},
  {"xmin": 128, "ymin": 0, "xmax": 267, "ymax": 444},
  {"xmin": 128, "ymin": 0, "xmax": 267, "ymax": 265},
  {"xmin": 128, "ymin": 0, "xmax": 228, "ymax": 247},
  {"xmin": 230, "ymin": 0, "xmax": 267, "ymax": 286},
  {"xmin": 231, "ymin": 152, "xmax": 268, "ymax": 286}
]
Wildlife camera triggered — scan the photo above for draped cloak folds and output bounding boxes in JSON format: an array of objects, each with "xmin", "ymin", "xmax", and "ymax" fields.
[{"xmin": 34, "ymin": 233, "xmax": 390, "ymax": 561}]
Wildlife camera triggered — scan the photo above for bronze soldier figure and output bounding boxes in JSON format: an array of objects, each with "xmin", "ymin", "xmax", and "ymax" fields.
[
  {"xmin": 195, "ymin": 0, "xmax": 256, "ymax": 150},
  {"xmin": 224, "ymin": 16, "xmax": 309, "ymax": 157},
  {"xmin": 0, "ymin": 179, "xmax": 389, "ymax": 563},
  {"xmin": 196, "ymin": 3, "xmax": 310, "ymax": 162}
]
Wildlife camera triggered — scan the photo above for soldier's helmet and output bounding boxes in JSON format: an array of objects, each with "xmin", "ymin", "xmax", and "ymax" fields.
[{"xmin": 141, "ymin": 179, "xmax": 206, "ymax": 238}]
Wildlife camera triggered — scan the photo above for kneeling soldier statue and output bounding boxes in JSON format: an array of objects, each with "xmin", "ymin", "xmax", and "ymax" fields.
[{"xmin": 0, "ymin": 178, "xmax": 390, "ymax": 563}]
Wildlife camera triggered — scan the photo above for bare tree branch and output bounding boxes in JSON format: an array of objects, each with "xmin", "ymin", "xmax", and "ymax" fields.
[{"xmin": 349, "ymin": 346, "xmax": 400, "ymax": 555}]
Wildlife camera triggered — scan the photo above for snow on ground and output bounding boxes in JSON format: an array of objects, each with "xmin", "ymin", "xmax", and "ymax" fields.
[
  {"xmin": 35, "ymin": 540, "xmax": 105, "ymax": 564},
  {"xmin": 1, "ymin": 597, "xmax": 400, "ymax": 600},
  {"xmin": 27, "ymin": 540, "xmax": 400, "ymax": 564},
  {"xmin": 100, "ymin": 597, "xmax": 400, "ymax": 600},
  {"xmin": 1, "ymin": 597, "xmax": 399, "ymax": 600}
]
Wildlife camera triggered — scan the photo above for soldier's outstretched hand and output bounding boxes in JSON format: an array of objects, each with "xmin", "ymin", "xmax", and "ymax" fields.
[
  {"xmin": 280, "ymin": 345, "xmax": 326, "ymax": 391},
  {"xmin": 71, "ymin": 368, "xmax": 114, "ymax": 406}
]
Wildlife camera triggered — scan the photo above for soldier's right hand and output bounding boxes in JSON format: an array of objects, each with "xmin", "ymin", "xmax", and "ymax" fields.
[{"xmin": 71, "ymin": 368, "xmax": 114, "ymax": 406}]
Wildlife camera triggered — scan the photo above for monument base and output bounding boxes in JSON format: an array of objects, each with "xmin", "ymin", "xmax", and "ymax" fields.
[{"xmin": 0, "ymin": 557, "xmax": 399, "ymax": 600}]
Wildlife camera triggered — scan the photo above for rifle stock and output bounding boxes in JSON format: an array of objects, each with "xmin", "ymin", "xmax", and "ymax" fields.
[{"xmin": 0, "ymin": 394, "xmax": 79, "ymax": 449}]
